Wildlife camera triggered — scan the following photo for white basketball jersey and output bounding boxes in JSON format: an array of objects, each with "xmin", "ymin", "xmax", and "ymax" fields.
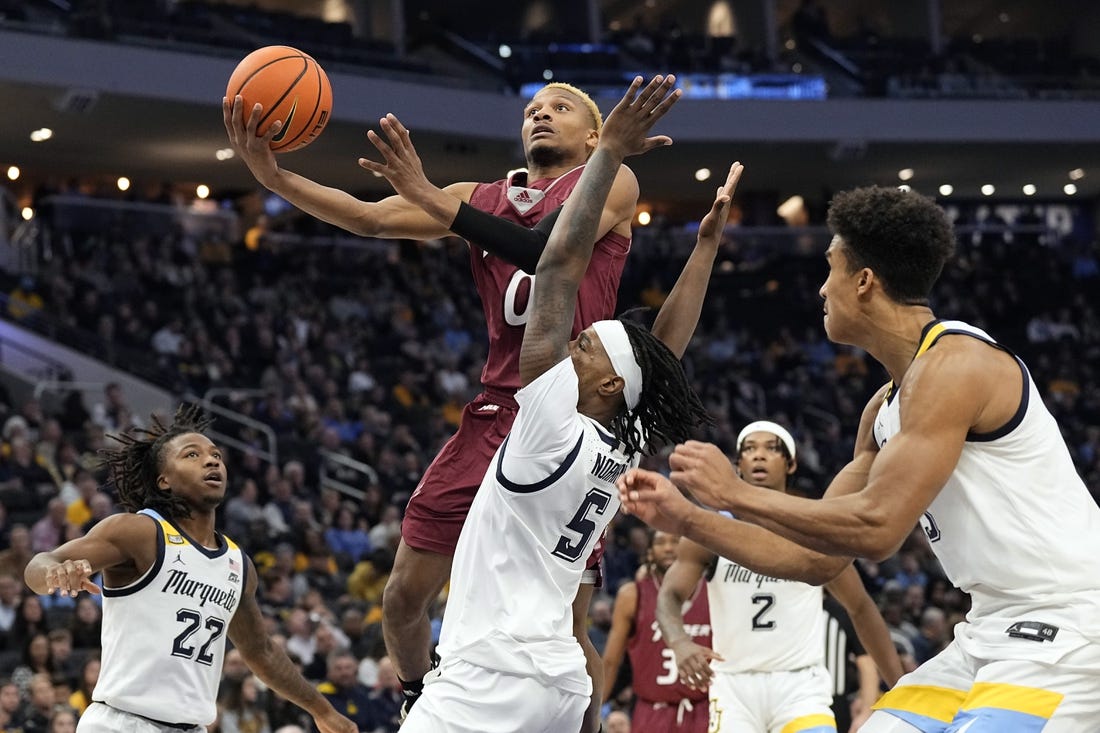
[
  {"xmin": 873, "ymin": 320, "xmax": 1100, "ymax": 631},
  {"xmin": 707, "ymin": 554, "xmax": 825, "ymax": 674},
  {"xmin": 438, "ymin": 358, "xmax": 634, "ymax": 696},
  {"xmin": 94, "ymin": 509, "xmax": 245, "ymax": 726}
]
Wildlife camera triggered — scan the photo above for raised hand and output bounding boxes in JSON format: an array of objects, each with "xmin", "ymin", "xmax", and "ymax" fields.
[
  {"xmin": 616, "ymin": 468, "xmax": 695, "ymax": 533},
  {"xmin": 669, "ymin": 441, "xmax": 743, "ymax": 510},
  {"xmin": 357, "ymin": 113, "xmax": 435, "ymax": 203},
  {"xmin": 697, "ymin": 162, "xmax": 744, "ymax": 248},
  {"xmin": 597, "ymin": 75, "xmax": 682, "ymax": 159},
  {"xmin": 43, "ymin": 558, "xmax": 100, "ymax": 598},
  {"xmin": 223, "ymin": 95, "xmax": 284, "ymax": 188}
]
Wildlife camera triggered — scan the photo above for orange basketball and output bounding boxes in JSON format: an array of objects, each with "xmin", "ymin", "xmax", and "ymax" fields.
[{"xmin": 227, "ymin": 45, "xmax": 333, "ymax": 153}]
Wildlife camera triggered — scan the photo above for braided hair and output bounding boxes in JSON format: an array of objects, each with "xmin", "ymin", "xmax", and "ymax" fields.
[
  {"xmin": 100, "ymin": 404, "xmax": 213, "ymax": 519},
  {"xmin": 611, "ymin": 320, "xmax": 711, "ymax": 458}
]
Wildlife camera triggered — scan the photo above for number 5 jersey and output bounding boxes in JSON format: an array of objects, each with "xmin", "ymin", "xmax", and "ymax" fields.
[
  {"xmin": 437, "ymin": 357, "xmax": 635, "ymax": 696},
  {"xmin": 94, "ymin": 509, "xmax": 245, "ymax": 727}
]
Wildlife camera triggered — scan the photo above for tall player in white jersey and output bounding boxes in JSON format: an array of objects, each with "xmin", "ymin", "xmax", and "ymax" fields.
[
  {"xmin": 400, "ymin": 75, "xmax": 715, "ymax": 733},
  {"xmin": 24, "ymin": 407, "xmax": 356, "ymax": 733},
  {"xmin": 657, "ymin": 422, "xmax": 901, "ymax": 733},
  {"xmin": 620, "ymin": 186, "xmax": 1100, "ymax": 731}
]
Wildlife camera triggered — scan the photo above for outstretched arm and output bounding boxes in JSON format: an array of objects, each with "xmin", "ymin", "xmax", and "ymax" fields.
[
  {"xmin": 714, "ymin": 348, "xmax": 982, "ymax": 560},
  {"xmin": 656, "ymin": 540, "xmax": 723, "ymax": 689},
  {"xmin": 651, "ymin": 162, "xmax": 743, "ymax": 359},
  {"xmin": 519, "ymin": 75, "xmax": 681, "ymax": 384},
  {"xmin": 229, "ymin": 557, "xmax": 356, "ymax": 733},
  {"xmin": 617, "ymin": 468, "xmax": 851, "ymax": 584},
  {"xmin": 25, "ymin": 513, "xmax": 155, "ymax": 595}
]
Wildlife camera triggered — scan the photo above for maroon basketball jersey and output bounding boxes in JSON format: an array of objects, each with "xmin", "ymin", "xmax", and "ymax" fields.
[
  {"xmin": 628, "ymin": 576, "xmax": 711, "ymax": 704},
  {"xmin": 467, "ymin": 166, "xmax": 631, "ymax": 398}
]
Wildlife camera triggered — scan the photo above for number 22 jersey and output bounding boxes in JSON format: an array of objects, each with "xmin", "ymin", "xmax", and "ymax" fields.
[
  {"xmin": 438, "ymin": 358, "xmax": 636, "ymax": 696},
  {"xmin": 93, "ymin": 509, "xmax": 245, "ymax": 727}
]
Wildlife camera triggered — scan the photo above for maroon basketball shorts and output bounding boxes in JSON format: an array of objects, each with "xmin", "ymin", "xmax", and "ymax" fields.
[{"xmin": 402, "ymin": 393, "xmax": 517, "ymax": 555}]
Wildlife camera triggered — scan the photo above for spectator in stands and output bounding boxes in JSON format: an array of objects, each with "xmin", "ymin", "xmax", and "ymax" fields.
[
  {"xmin": 66, "ymin": 596, "xmax": 100, "ymax": 651},
  {"xmin": 0, "ymin": 574, "xmax": 19, "ymax": 644},
  {"xmin": 225, "ymin": 478, "xmax": 268, "ymax": 540},
  {"xmin": 10, "ymin": 593, "xmax": 49, "ymax": 645},
  {"xmin": 13, "ymin": 672, "xmax": 55, "ymax": 732},
  {"xmin": 910, "ymin": 606, "xmax": 948, "ymax": 666},
  {"xmin": 29, "ymin": 500, "xmax": 67, "ymax": 554},
  {"xmin": 605, "ymin": 709, "xmax": 632, "ymax": 733},
  {"xmin": 218, "ymin": 673, "xmax": 272, "ymax": 733},
  {"xmin": 316, "ymin": 650, "xmax": 375, "ymax": 733},
  {"xmin": 367, "ymin": 656, "xmax": 403, "ymax": 733},
  {"xmin": 0, "ymin": 680, "xmax": 21, "ymax": 730},
  {"xmin": 7, "ymin": 276, "xmax": 44, "ymax": 320},
  {"xmin": 47, "ymin": 706, "xmax": 77, "ymax": 733},
  {"xmin": 66, "ymin": 653, "xmax": 98, "ymax": 715},
  {"xmin": 324, "ymin": 503, "xmax": 372, "ymax": 567}
]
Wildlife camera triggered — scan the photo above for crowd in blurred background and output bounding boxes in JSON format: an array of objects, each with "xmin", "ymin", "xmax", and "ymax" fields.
[{"xmin": 0, "ymin": 192, "xmax": 1096, "ymax": 733}]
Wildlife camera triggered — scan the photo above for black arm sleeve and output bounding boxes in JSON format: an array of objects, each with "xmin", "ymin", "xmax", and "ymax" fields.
[{"xmin": 449, "ymin": 202, "xmax": 563, "ymax": 274}]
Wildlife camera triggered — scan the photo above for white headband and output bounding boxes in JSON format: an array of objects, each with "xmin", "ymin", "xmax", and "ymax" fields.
[
  {"xmin": 591, "ymin": 320, "xmax": 642, "ymax": 411},
  {"xmin": 737, "ymin": 421, "xmax": 797, "ymax": 460}
]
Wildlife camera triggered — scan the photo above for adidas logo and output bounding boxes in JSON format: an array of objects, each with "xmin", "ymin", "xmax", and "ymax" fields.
[{"xmin": 512, "ymin": 190, "xmax": 534, "ymax": 204}]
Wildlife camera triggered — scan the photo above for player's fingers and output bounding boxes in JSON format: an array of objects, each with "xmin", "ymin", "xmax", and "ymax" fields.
[
  {"xmin": 357, "ymin": 158, "xmax": 384, "ymax": 174},
  {"xmin": 724, "ymin": 161, "xmax": 744, "ymax": 193},
  {"xmin": 244, "ymin": 101, "xmax": 264, "ymax": 135},
  {"xmin": 640, "ymin": 136, "xmax": 673, "ymax": 152},
  {"xmin": 635, "ymin": 74, "xmax": 669, "ymax": 107},
  {"xmin": 639, "ymin": 75, "xmax": 678, "ymax": 115},
  {"xmin": 366, "ymin": 129, "xmax": 396, "ymax": 162},
  {"xmin": 379, "ymin": 117, "xmax": 406, "ymax": 152},
  {"xmin": 260, "ymin": 120, "xmax": 282, "ymax": 145},
  {"xmin": 614, "ymin": 76, "xmax": 645, "ymax": 113},
  {"xmin": 386, "ymin": 113, "xmax": 412, "ymax": 143}
]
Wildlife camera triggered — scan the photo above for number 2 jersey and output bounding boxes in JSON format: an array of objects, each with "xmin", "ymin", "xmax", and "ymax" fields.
[
  {"xmin": 94, "ymin": 509, "xmax": 245, "ymax": 726},
  {"xmin": 468, "ymin": 166, "xmax": 631, "ymax": 400},
  {"xmin": 437, "ymin": 358, "xmax": 636, "ymax": 696},
  {"xmin": 707, "ymin": 554, "xmax": 825, "ymax": 675}
]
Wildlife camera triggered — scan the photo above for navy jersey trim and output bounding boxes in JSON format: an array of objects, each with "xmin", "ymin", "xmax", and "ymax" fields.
[
  {"xmin": 584, "ymin": 417, "xmax": 619, "ymax": 449},
  {"xmin": 920, "ymin": 326, "xmax": 1029, "ymax": 443},
  {"xmin": 497, "ymin": 433, "xmax": 584, "ymax": 494},
  {"xmin": 967, "ymin": 357, "xmax": 1030, "ymax": 442},
  {"xmin": 885, "ymin": 319, "xmax": 945, "ymax": 405},
  {"xmin": 165, "ymin": 519, "xmax": 229, "ymax": 559},
  {"xmin": 102, "ymin": 514, "xmax": 165, "ymax": 598}
]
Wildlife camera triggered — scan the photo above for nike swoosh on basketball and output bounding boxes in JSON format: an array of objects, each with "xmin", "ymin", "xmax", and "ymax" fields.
[{"xmin": 271, "ymin": 98, "xmax": 298, "ymax": 143}]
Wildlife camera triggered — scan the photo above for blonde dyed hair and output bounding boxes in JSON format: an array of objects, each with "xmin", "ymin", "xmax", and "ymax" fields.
[{"xmin": 537, "ymin": 82, "xmax": 603, "ymax": 132}]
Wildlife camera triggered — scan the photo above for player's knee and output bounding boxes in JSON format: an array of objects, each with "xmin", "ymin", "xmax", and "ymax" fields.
[{"xmin": 855, "ymin": 711, "xmax": 929, "ymax": 733}]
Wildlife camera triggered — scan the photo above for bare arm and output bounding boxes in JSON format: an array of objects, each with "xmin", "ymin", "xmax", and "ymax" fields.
[
  {"xmin": 572, "ymin": 583, "xmax": 602, "ymax": 733},
  {"xmin": 651, "ymin": 162, "xmax": 743, "ymax": 359},
  {"xmin": 224, "ymin": 95, "xmax": 472, "ymax": 239},
  {"xmin": 723, "ymin": 347, "xmax": 986, "ymax": 560},
  {"xmin": 519, "ymin": 76, "xmax": 680, "ymax": 384},
  {"xmin": 600, "ymin": 581, "xmax": 637, "ymax": 704},
  {"xmin": 825, "ymin": 565, "xmax": 903, "ymax": 687},
  {"xmin": 855, "ymin": 654, "xmax": 884, "ymax": 714},
  {"xmin": 229, "ymin": 557, "xmax": 355, "ymax": 733},
  {"xmin": 656, "ymin": 540, "xmax": 723, "ymax": 689},
  {"xmin": 25, "ymin": 513, "xmax": 154, "ymax": 595}
]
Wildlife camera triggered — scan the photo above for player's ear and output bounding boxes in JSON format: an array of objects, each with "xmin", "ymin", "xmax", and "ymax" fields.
[
  {"xmin": 599, "ymin": 374, "xmax": 625, "ymax": 402},
  {"xmin": 856, "ymin": 267, "xmax": 876, "ymax": 298},
  {"xmin": 585, "ymin": 128, "xmax": 599, "ymax": 157},
  {"xmin": 787, "ymin": 457, "xmax": 798, "ymax": 476}
]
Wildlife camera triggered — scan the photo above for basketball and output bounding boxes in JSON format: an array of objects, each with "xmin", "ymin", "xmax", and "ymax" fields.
[{"xmin": 226, "ymin": 45, "xmax": 332, "ymax": 153}]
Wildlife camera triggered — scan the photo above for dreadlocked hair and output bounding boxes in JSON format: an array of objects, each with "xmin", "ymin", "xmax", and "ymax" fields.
[
  {"xmin": 611, "ymin": 320, "xmax": 712, "ymax": 457},
  {"xmin": 100, "ymin": 404, "xmax": 213, "ymax": 518}
]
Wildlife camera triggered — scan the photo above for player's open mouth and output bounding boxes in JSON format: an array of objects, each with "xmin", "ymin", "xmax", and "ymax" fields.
[
  {"xmin": 531, "ymin": 124, "xmax": 554, "ymax": 137},
  {"xmin": 203, "ymin": 472, "xmax": 223, "ymax": 485}
]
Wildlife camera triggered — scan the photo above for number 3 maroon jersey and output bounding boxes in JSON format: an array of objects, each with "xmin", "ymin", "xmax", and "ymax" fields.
[
  {"xmin": 628, "ymin": 575, "xmax": 712, "ymax": 704},
  {"xmin": 467, "ymin": 166, "xmax": 631, "ymax": 398}
]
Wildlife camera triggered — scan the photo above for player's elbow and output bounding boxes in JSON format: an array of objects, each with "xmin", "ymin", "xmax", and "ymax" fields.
[
  {"xmin": 852, "ymin": 506, "xmax": 905, "ymax": 562},
  {"xmin": 800, "ymin": 559, "xmax": 848, "ymax": 586}
]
